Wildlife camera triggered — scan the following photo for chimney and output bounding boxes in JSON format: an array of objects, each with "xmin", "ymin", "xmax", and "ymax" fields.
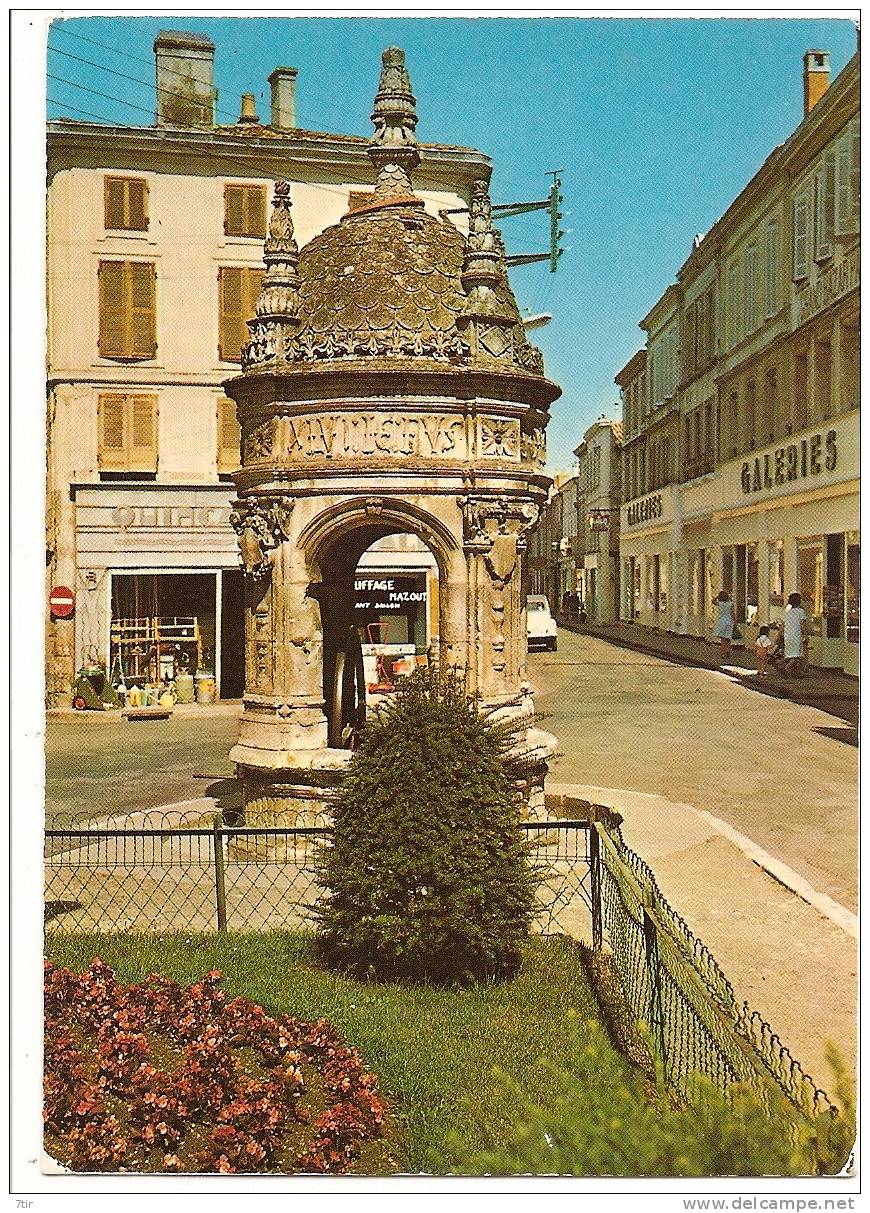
[
  {"xmin": 154, "ymin": 30, "xmax": 215, "ymax": 127},
  {"xmin": 238, "ymin": 93, "xmax": 259, "ymax": 124},
  {"xmin": 268, "ymin": 67, "xmax": 298, "ymax": 130},
  {"xmin": 803, "ymin": 49, "xmax": 830, "ymax": 116}
]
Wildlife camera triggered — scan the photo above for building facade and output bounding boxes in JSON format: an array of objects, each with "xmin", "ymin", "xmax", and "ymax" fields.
[
  {"xmin": 527, "ymin": 474, "xmax": 577, "ymax": 611},
  {"xmin": 574, "ymin": 419, "xmax": 622, "ymax": 624},
  {"xmin": 617, "ymin": 48, "xmax": 859, "ymax": 673},
  {"xmin": 46, "ymin": 30, "xmax": 490, "ymax": 704}
]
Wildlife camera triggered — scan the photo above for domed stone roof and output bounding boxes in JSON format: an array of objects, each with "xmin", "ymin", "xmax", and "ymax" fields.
[{"xmin": 241, "ymin": 48, "xmax": 545, "ymax": 378}]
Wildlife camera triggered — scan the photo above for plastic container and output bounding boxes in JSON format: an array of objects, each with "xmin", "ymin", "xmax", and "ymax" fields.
[
  {"xmin": 174, "ymin": 673, "xmax": 195, "ymax": 704},
  {"xmin": 194, "ymin": 672, "xmax": 216, "ymax": 705}
]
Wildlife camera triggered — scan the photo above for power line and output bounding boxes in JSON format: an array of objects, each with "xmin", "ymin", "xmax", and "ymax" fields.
[
  {"xmin": 46, "ymin": 73, "xmax": 157, "ymax": 120},
  {"xmin": 46, "ymin": 96, "xmax": 116, "ymax": 124}
]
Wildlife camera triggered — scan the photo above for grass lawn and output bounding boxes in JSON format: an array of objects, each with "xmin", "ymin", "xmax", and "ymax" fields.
[{"xmin": 45, "ymin": 931, "xmax": 633, "ymax": 1174}]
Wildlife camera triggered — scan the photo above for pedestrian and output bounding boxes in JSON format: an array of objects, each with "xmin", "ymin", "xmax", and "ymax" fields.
[
  {"xmin": 562, "ymin": 591, "xmax": 571, "ymax": 620},
  {"xmin": 754, "ymin": 624, "xmax": 773, "ymax": 677},
  {"xmin": 712, "ymin": 589, "xmax": 737, "ymax": 660},
  {"xmin": 782, "ymin": 592, "xmax": 809, "ymax": 677},
  {"xmin": 569, "ymin": 591, "xmax": 580, "ymax": 622}
]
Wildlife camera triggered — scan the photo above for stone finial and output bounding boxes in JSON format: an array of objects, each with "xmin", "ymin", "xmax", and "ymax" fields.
[
  {"xmin": 368, "ymin": 46, "xmax": 420, "ymax": 200},
  {"xmin": 459, "ymin": 179, "xmax": 516, "ymax": 331},
  {"xmin": 253, "ymin": 181, "xmax": 301, "ymax": 323}
]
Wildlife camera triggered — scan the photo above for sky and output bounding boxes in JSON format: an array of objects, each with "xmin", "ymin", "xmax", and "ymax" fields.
[{"xmin": 46, "ymin": 12, "xmax": 859, "ymax": 474}]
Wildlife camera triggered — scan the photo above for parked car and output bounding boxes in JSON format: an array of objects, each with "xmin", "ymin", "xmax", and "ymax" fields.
[{"xmin": 526, "ymin": 595, "xmax": 558, "ymax": 651}]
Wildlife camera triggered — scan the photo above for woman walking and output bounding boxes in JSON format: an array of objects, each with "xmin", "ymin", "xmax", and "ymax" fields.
[
  {"xmin": 712, "ymin": 589, "xmax": 737, "ymax": 661},
  {"xmin": 782, "ymin": 592, "xmax": 809, "ymax": 677}
]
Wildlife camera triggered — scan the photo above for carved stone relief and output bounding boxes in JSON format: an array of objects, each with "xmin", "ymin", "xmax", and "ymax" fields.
[
  {"xmin": 230, "ymin": 497, "xmax": 293, "ymax": 580},
  {"xmin": 521, "ymin": 427, "xmax": 547, "ymax": 468},
  {"xmin": 243, "ymin": 419, "xmax": 275, "ymax": 463},
  {"xmin": 277, "ymin": 412, "xmax": 466, "ymax": 461},
  {"xmin": 480, "ymin": 418, "xmax": 520, "ymax": 458}
]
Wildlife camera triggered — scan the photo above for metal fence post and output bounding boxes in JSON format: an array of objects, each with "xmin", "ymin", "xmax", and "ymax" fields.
[
  {"xmin": 589, "ymin": 823, "xmax": 603, "ymax": 950},
  {"xmin": 212, "ymin": 816, "xmax": 227, "ymax": 932},
  {"xmin": 642, "ymin": 906, "xmax": 668, "ymax": 1075}
]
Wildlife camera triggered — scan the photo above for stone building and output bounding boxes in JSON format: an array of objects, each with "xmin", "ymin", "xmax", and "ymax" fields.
[
  {"xmin": 617, "ymin": 48, "xmax": 859, "ymax": 673},
  {"xmin": 527, "ymin": 474, "xmax": 576, "ymax": 611},
  {"xmin": 573, "ymin": 418, "xmax": 622, "ymax": 624},
  {"xmin": 224, "ymin": 47, "xmax": 559, "ymax": 815},
  {"xmin": 46, "ymin": 29, "xmax": 491, "ymax": 704}
]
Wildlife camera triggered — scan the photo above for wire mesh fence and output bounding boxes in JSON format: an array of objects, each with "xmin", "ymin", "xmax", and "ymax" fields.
[{"xmin": 44, "ymin": 807, "xmax": 834, "ymax": 1124}]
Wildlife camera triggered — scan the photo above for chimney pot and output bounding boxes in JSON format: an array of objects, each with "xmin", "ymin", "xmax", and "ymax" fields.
[
  {"xmin": 268, "ymin": 67, "xmax": 298, "ymax": 130},
  {"xmin": 803, "ymin": 48, "xmax": 830, "ymax": 116},
  {"xmin": 239, "ymin": 93, "xmax": 259, "ymax": 124},
  {"xmin": 154, "ymin": 30, "xmax": 215, "ymax": 127}
]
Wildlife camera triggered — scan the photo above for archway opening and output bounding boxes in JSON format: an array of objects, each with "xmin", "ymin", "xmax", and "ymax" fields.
[{"xmin": 310, "ymin": 521, "xmax": 446, "ymax": 749}]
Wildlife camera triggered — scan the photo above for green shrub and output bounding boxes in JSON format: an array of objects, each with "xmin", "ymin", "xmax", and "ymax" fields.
[
  {"xmin": 439, "ymin": 1022, "xmax": 854, "ymax": 1177},
  {"xmin": 314, "ymin": 668, "xmax": 537, "ymax": 985}
]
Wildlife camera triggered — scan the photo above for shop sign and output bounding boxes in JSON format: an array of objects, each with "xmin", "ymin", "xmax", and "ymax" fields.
[
  {"xmin": 740, "ymin": 429, "xmax": 837, "ymax": 495},
  {"xmin": 354, "ymin": 573, "xmax": 427, "ymax": 613},
  {"xmin": 111, "ymin": 505, "xmax": 232, "ymax": 531},
  {"xmin": 626, "ymin": 494, "xmax": 663, "ymax": 527},
  {"xmin": 49, "ymin": 585, "xmax": 75, "ymax": 618},
  {"xmin": 796, "ymin": 247, "xmax": 859, "ymax": 326}
]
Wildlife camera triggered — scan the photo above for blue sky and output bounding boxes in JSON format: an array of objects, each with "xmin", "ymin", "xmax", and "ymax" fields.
[{"xmin": 47, "ymin": 13, "xmax": 858, "ymax": 473}]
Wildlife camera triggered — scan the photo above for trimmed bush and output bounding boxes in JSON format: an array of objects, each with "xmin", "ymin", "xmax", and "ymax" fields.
[{"xmin": 315, "ymin": 668, "xmax": 537, "ymax": 985}]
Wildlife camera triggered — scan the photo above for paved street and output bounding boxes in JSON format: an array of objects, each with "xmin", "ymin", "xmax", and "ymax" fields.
[
  {"xmin": 530, "ymin": 627, "xmax": 858, "ymax": 1093},
  {"xmin": 45, "ymin": 705, "xmax": 240, "ymax": 826}
]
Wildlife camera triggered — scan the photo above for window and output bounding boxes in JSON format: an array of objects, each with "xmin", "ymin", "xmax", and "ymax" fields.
[
  {"xmin": 763, "ymin": 220, "xmax": 780, "ymax": 318},
  {"xmin": 744, "ymin": 244, "xmax": 757, "ymax": 334},
  {"xmin": 224, "ymin": 184, "xmax": 267, "ymax": 238},
  {"xmin": 104, "ymin": 177, "xmax": 148, "ymax": 231},
  {"xmin": 834, "ymin": 117, "xmax": 860, "ymax": 237},
  {"xmin": 762, "ymin": 369, "xmax": 778, "ymax": 442},
  {"xmin": 98, "ymin": 260, "xmax": 157, "ymax": 360},
  {"xmin": 841, "ymin": 322, "xmax": 860, "ymax": 411},
  {"xmin": 98, "ymin": 393, "xmax": 158, "ymax": 473},
  {"xmin": 218, "ymin": 267, "xmax": 264, "ymax": 362},
  {"xmin": 815, "ymin": 154, "xmax": 834, "ymax": 260},
  {"xmin": 793, "ymin": 351, "xmax": 809, "ymax": 431},
  {"xmin": 744, "ymin": 382, "xmax": 757, "ymax": 450},
  {"xmin": 793, "ymin": 189, "xmax": 810, "ymax": 280},
  {"xmin": 813, "ymin": 337, "xmax": 832, "ymax": 422},
  {"xmin": 217, "ymin": 397, "xmax": 241, "ymax": 473},
  {"xmin": 727, "ymin": 259, "xmax": 741, "ymax": 347}
]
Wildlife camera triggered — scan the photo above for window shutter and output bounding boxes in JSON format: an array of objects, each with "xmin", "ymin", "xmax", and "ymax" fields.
[
  {"xmin": 834, "ymin": 132, "xmax": 855, "ymax": 236},
  {"xmin": 850, "ymin": 117, "xmax": 860, "ymax": 226},
  {"xmin": 128, "ymin": 262, "xmax": 157, "ymax": 358},
  {"xmin": 98, "ymin": 395, "xmax": 127, "ymax": 469},
  {"xmin": 764, "ymin": 220, "xmax": 779, "ymax": 318},
  {"xmin": 728, "ymin": 260, "xmax": 741, "ymax": 346},
  {"xmin": 129, "ymin": 395, "xmax": 158, "ymax": 471},
  {"xmin": 744, "ymin": 244, "xmax": 757, "ymax": 334},
  {"xmin": 815, "ymin": 167, "xmax": 831, "ymax": 260},
  {"xmin": 104, "ymin": 178, "xmax": 126, "ymax": 230},
  {"xmin": 219, "ymin": 268, "xmax": 244, "ymax": 361},
  {"xmin": 217, "ymin": 397, "xmax": 241, "ymax": 471},
  {"xmin": 244, "ymin": 267, "xmax": 264, "ymax": 324},
  {"xmin": 793, "ymin": 191, "xmax": 809, "ymax": 280},
  {"xmin": 245, "ymin": 186, "xmax": 266, "ymax": 237},
  {"xmin": 98, "ymin": 262, "xmax": 126, "ymax": 358},
  {"xmin": 224, "ymin": 185, "xmax": 244, "ymax": 236},
  {"xmin": 127, "ymin": 179, "xmax": 148, "ymax": 231}
]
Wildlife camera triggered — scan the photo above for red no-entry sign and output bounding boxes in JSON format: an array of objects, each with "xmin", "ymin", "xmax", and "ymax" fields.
[{"xmin": 49, "ymin": 585, "xmax": 76, "ymax": 618}]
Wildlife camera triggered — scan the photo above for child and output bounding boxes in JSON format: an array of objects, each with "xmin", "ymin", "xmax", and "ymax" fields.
[{"xmin": 755, "ymin": 624, "xmax": 773, "ymax": 677}]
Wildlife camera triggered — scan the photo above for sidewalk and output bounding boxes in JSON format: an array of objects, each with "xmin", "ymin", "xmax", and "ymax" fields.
[{"xmin": 558, "ymin": 618, "xmax": 858, "ymax": 727}]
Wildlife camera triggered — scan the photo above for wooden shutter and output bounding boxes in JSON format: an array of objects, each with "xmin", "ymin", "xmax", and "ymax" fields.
[
  {"xmin": 217, "ymin": 397, "xmax": 241, "ymax": 471},
  {"xmin": 98, "ymin": 261, "xmax": 126, "ymax": 358},
  {"xmin": 793, "ymin": 191, "xmax": 809, "ymax": 280},
  {"xmin": 104, "ymin": 178, "xmax": 148, "ymax": 231},
  {"xmin": 245, "ymin": 186, "xmax": 266, "ymax": 237},
  {"xmin": 224, "ymin": 185, "xmax": 245, "ymax": 236},
  {"xmin": 834, "ymin": 128, "xmax": 856, "ymax": 236},
  {"xmin": 129, "ymin": 395, "xmax": 158, "ymax": 471},
  {"xmin": 98, "ymin": 394, "xmax": 127, "ymax": 469},
  {"xmin": 815, "ymin": 165, "xmax": 831, "ymax": 260},
  {"xmin": 764, "ymin": 220, "xmax": 779, "ymax": 318},
  {"xmin": 219, "ymin": 267, "xmax": 263, "ymax": 362},
  {"xmin": 744, "ymin": 244, "xmax": 757, "ymax": 334},
  {"xmin": 850, "ymin": 118, "xmax": 860, "ymax": 227},
  {"xmin": 129, "ymin": 262, "xmax": 157, "ymax": 358}
]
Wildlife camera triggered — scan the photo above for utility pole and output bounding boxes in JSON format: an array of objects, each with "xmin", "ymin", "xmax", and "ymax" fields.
[{"xmin": 444, "ymin": 171, "xmax": 566, "ymax": 273}]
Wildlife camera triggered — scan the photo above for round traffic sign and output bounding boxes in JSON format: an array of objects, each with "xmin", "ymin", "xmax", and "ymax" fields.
[{"xmin": 49, "ymin": 585, "xmax": 76, "ymax": 618}]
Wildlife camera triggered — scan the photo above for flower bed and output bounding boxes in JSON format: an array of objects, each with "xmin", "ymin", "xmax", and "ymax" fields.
[{"xmin": 44, "ymin": 959, "xmax": 388, "ymax": 1174}]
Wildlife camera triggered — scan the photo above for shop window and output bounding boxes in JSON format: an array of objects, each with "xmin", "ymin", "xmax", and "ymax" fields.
[
  {"xmin": 746, "ymin": 544, "xmax": 759, "ymax": 625},
  {"xmin": 218, "ymin": 267, "xmax": 264, "ymax": 362},
  {"xmin": 104, "ymin": 176, "xmax": 148, "ymax": 232},
  {"xmin": 224, "ymin": 184, "xmax": 267, "ymax": 238},
  {"xmin": 217, "ymin": 397, "xmax": 241, "ymax": 475},
  {"xmin": 840, "ymin": 323, "xmax": 860, "ymax": 412},
  {"xmin": 98, "ymin": 393, "xmax": 158, "ymax": 475},
  {"xmin": 768, "ymin": 540, "xmax": 784, "ymax": 609},
  {"xmin": 98, "ymin": 260, "xmax": 157, "ymax": 360},
  {"xmin": 846, "ymin": 533, "xmax": 860, "ymax": 643},
  {"xmin": 824, "ymin": 533, "xmax": 844, "ymax": 640},
  {"xmin": 796, "ymin": 537, "xmax": 824, "ymax": 635}
]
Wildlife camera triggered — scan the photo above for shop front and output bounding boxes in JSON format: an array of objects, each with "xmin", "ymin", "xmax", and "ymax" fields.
[
  {"xmin": 72, "ymin": 484, "xmax": 246, "ymax": 698},
  {"xmin": 619, "ymin": 487, "xmax": 676, "ymax": 629}
]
